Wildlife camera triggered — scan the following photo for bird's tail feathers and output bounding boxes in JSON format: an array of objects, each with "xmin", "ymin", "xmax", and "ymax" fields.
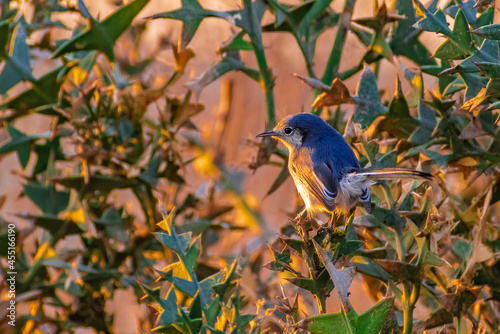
[{"xmin": 354, "ymin": 168, "xmax": 432, "ymax": 181}]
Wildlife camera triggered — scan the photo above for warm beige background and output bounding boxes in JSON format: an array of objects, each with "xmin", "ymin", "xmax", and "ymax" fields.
[{"xmin": 1, "ymin": 0, "xmax": 488, "ymax": 333}]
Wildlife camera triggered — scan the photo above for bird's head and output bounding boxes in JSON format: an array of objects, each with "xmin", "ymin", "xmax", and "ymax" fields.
[{"xmin": 256, "ymin": 113, "xmax": 331, "ymax": 150}]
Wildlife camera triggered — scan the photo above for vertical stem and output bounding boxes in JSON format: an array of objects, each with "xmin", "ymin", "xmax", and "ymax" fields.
[
  {"xmin": 241, "ymin": 0, "xmax": 275, "ymax": 127},
  {"xmin": 321, "ymin": 0, "xmax": 356, "ymax": 85},
  {"xmin": 402, "ymin": 284, "xmax": 414, "ymax": 334},
  {"xmin": 395, "ymin": 224, "xmax": 417, "ymax": 334},
  {"xmin": 254, "ymin": 46, "xmax": 276, "ymax": 128},
  {"xmin": 296, "ymin": 39, "xmax": 317, "ymax": 79},
  {"xmin": 311, "ymin": 0, "xmax": 356, "ymax": 115}
]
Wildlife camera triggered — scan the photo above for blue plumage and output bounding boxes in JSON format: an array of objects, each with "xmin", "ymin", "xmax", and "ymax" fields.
[{"xmin": 257, "ymin": 113, "xmax": 432, "ymax": 219}]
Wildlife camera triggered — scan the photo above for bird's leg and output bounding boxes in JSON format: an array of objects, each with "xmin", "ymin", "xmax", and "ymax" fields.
[
  {"xmin": 329, "ymin": 211, "xmax": 339, "ymax": 227},
  {"xmin": 293, "ymin": 208, "xmax": 307, "ymax": 223},
  {"xmin": 291, "ymin": 209, "xmax": 310, "ymax": 240}
]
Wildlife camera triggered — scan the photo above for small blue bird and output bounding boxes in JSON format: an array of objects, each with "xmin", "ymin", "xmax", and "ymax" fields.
[{"xmin": 257, "ymin": 113, "xmax": 432, "ymax": 219}]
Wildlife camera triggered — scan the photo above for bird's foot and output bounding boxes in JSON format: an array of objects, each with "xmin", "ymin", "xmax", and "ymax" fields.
[{"xmin": 291, "ymin": 212, "xmax": 313, "ymax": 239}]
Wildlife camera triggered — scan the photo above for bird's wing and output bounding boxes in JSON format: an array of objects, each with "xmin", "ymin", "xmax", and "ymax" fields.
[{"xmin": 292, "ymin": 160, "xmax": 337, "ymax": 211}]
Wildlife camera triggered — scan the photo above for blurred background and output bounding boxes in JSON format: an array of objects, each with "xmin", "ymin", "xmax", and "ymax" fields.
[{"xmin": 1, "ymin": 0, "xmax": 499, "ymax": 333}]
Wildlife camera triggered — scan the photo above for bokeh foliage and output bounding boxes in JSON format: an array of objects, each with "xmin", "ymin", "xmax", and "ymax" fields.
[{"xmin": 1, "ymin": 0, "xmax": 500, "ymax": 333}]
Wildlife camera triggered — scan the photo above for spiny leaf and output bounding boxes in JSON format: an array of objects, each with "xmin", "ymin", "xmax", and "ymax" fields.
[
  {"xmin": 473, "ymin": 61, "xmax": 500, "ymax": 78},
  {"xmin": 370, "ymin": 77, "xmax": 418, "ymax": 138},
  {"xmin": 54, "ymin": 174, "xmax": 137, "ymax": 193},
  {"xmin": 30, "ymin": 214, "xmax": 85, "ymax": 236},
  {"xmin": 0, "ymin": 124, "xmax": 51, "ymax": 169},
  {"xmin": 389, "ymin": 0, "xmax": 436, "ymax": 66},
  {"xmin": 218, "ymin": 31, "xmax": 253, "ymax": 54},
  {"xmin": 297, "ymin": 298, "xmax": 394, "ymax": 334},
  {"xmin": 186, "ymin": 51, "xmax": 259, "ymax": 100},
  {"xmin": 352, "ymin": 67, "xmax": 387, "ymax": 128},
  {"xmin": 374, "ymin": 259, "xmax": 421, "ymax": 283},
  {"xmin": 0, "ymin": 21, "xmax": 33, "ymax": 94},
  {"xmin": 149, "ymin": 0, "xmax": 211, "ymax": 50},
  {"xmin": 412, "ymin": 1, "xmax": 451, "ymax": 35},
  {"xmin": 294, "ymin": 74, "xmax": 353, "ymax": 109},
  {"xmin": 471, "ymin": 23, "xmax": 500, "ymax": 40},
  {"xmin": 263, "ymin": 0, "xmax": 338, "ymax": 66},
  {"xmin": 24, "ymin": 183, "xmax": 70, "ymax": 215},
  {"xmin": 354, "ymin": 3, "xmax": 404, "ymax": 33},
  {"xmin": 433, "ymin": 9, "xmax": 473, "ymax": 60},
  {"xmin": 53, "ymin": 0, "xmax": 149, "ymax": 60},
  {"xmin": 1, "ymin": 66, "xmax": 70, "ymax": 120},
  {"xmin": 151, "ymin": 0, "xmax": 267, "ymax": 50},
  {"xmin": 445, "ymin": 0, "xmax": 477, "ymax": 28},
  {"xmin": 313, "ymin": 239, "xmax": 355, "ymax": 313},
  {"xmin": 410, "ymin": 101, "xmax": 437, "ymax": 146},
  {"xmin": 439, "ymin": 39, "xmax": 499, "ymax": 76},
  {"xmin": 0, "ymin": 20, "xmax": 9, "ymax": 51}
]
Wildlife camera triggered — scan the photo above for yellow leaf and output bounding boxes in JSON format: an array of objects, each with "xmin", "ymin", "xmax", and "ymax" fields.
[
  {"xmin": 70, "ymin": 66, "xmax": 88, "ymax": 85},
  {"xmin": 32, "ymin": 241, "xmax": 55, "ymax": 264},
  {"xmin": 173, "ymin": 47, "xmax": 195, "ymax": 72},
  {"xmin": 63, "ymin": 207, "xmax": 86, "ymax": 224},
  {"xmin": 193, "ymin": 153, "xmax": 220, "ymax": 178},
  {"xmin": 22, "ymin": 320, "xmax": 35, "ymax": 334},
  {"xmin": 162, "ymin": 262, "xmax": 191, "ymax": 280}
]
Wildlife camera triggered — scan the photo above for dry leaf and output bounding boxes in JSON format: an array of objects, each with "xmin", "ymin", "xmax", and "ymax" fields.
[
  {"xmin": 173, "ymin": 46, "xmax": 195, "ymax": 72},
  {"xmin": 294, "ymin": 74, "xmax": 353, "ymax": 110},
  {"xmin": 458, "ymin": 117, "xmax": 487, "ymax": 139},
  {"xmin": 461, "ymin": 88, "xmax": 488, "ymax": 115}
]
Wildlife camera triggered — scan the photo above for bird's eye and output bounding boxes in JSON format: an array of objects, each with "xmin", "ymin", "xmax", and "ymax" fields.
[{"xmin": 284, "ymin": 127, "xmax": 293, "ymax": 135}]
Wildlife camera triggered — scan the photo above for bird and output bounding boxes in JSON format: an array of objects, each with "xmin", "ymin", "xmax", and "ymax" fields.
[{"xmin": 257, "ymin": 113, "xmax": 432, "ymax": 221}]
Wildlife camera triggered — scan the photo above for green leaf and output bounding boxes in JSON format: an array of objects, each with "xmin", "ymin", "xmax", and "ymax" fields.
[
  {"xmin": 422, "ymin": 59, "xmax": 456, "ymax": 94},
  {"xmin": 473, "ymin": 61, "xmax": 500, "ymax": 78},
  {"xmin": 33, "ymin": 215, "xmax": 84, "ymax": 236},
  {"xmin": 352, "ymin": 67, "xmax": 387, "ymax": 128},
  {"xmin": 142, "ymin": 285, "xmax": 181, "ymax": 327},
  {"xmin": 299, "ymin": 298, "xmax": 393, "ymax": 334},
  {"xmin": 438, "ymin": 39, "xmax": 499, "ymax": 77},
  {"xmin": 183, "ymin": 236, "xmax": 201, "ymax": 274},
  {"xmin": 53, "ymin": 0, "xmax": 149, "ymax": 60},
  {"xmin": 374, "ymin": 259, "xmax": 421, "ymax": 283},
  {"xmin": 374, "ymin": 77, "xmax": 418, "ymax": 137},
  {"xmin": 185, "ymin": 51, "xmax": 259, "ymax": 100},
  {"xmin": 0, "ymin": 21, "xmax": 9, "ymax": 51},
  {"xmin": 445, "ymin": 1, "xmax": 477, "ymax": 28},
  {"xmin": 1, "ymin": 66, "xmax": 69, "ymax": 118},
  {"xmin": 412, "ymin": 6, "xmax": 451, "ymax": 35},
  {"xmin": 410, "ymin": 101, "xmax": 437, "ymax": 146},
  {"xmin": 151, "ymin": 0, "xmax": 267, "ymax": 50},
  {"xmin": 198, "ymin": 269, "xmax": 228, "ymax": 305},
  {"xmin": 354, "ymin": 4, "xmax": 404, "ymax": 33},
  {"xmin": 0, "ymin": 124, "xmax": 51, "ymax": 169},
  {"xmin": 472, "ymin": 23, "xmax": 500, "ymax": 40},
  {"xmin": 55, "ymin": 174, "xmax": 137, "ymax": 193},
  {"xmin": 218, "ymin": 31, "xmax": 254, "ymax": 54},
  {"xmin": 263, "ymin": 0, "xmax": 339, "ymax": 67},
  {"xmin": 33, "ymin": 138, "xmax": 66, "ymax": 175},
  {"xmin": 150, "ymin": 0, "xmax": 218, "ymax": 50},
  {"xmin": 155, "ymin": 268, "xmax": 199, "ymax": 297},
  {"xmin": 433, "ymin": 9, "xmax": 473, "ymax": 60},
  {"xmin": 335, "ymin": 240, "xmax": 364, "ymax": 257},
  {"xmin": 389, "ymin": 0, "xmax": 436, "ymax": 66},
  {"xmin": 154, "ymin": 231, "xmax": 192, "ymax": 255},
  {"xmin": 285, "ymin": 277, "xmax": 317, "ymax": 292},
  {"xmin": 24, "ymin": 183, "xmax": 70, "ymax": 215},
  {"xmin": 354, "ymin": 299, "xmax": 394, "ymax": 334},
  {"xmin": 0, "ymin": 21, "xmax": 33, "ymax": 94}
]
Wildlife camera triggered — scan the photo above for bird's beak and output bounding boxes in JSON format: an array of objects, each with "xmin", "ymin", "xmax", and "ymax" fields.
[{"xmin": 256, "ymin": 130, "xmax": 278, "ymax": 138}]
